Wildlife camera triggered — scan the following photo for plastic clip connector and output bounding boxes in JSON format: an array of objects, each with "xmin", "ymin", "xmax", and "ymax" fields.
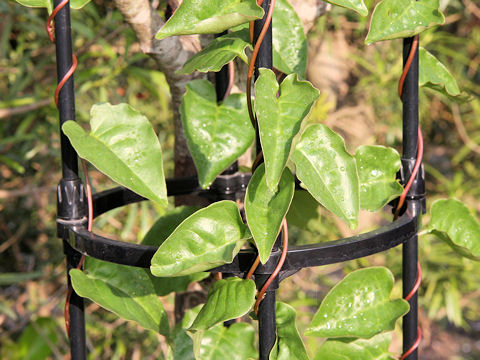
[
  {"xmin": 401, "ymin": 158, "xmax": 426, "ymax": 214},
  {"xmin": 57, "ymin": 178, "xmax": 87, "ymax": 238},
  {"xmin": 210, "ymin": 172, "xmax": 252, "ymax": 201}
]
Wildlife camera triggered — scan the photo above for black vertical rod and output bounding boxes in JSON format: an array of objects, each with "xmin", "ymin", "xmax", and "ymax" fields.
[
  {"xmin": 256, "ymin": 275, "xmax": 278, "ymax": 360},
  {"xmin": 252, "ymin": 2, "xmax": 276, "ymax": 358},
  {"xmin": 64, "ymin": 242, "xmax": 86, "ymax": 360},
  {"xmin": 53, "ymin": 1, "xmax": 85, "ymax": 357},
  {"xmin": 253, "ymin": 0, "xmax": 272, "ymax": 156},
  {"xmin": 54, "ymin": 0, "xmax": 78, "ymax": 180},
  {"xmin": 401, "ymin": 36, "xmax": 419, "ymax": 360}
]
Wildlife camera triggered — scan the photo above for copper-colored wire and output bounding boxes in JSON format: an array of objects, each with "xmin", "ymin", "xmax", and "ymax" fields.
[
  {"xmin": 223, "ymin": 61, "xmax": 235, "ymax": 101},
  {"xmin": 404, "ymin": 262, "xmax": 422, "ymax": 302},
  {"xmin": 246, "ymin": 0, "xmax": 275, "ymax": 127},
  {"xmin": 399, "ymin": 326, "xmax": 422, "ymax": 360},
  {"xmin": 398, "ymin": 35, "xmax": 419, "ymax": 98},
  {"xmin": 254, "ymin": 218, "xmax": 288, "ymax": 314},
  {"xmin": 54, "ymin": 55, "xmax": 78, "ymax": 107}
]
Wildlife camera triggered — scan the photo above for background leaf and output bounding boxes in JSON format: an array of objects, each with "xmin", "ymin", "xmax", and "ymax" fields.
[
  {"xmin": 324, "ymin": 0, "xmax": 368, "ymax": 16},
  {"xmin": 12, "ymin": 317, "xmax": 58, "ymax": 360},
  {"xmin": 429, "ymin": 199, "xmax": 480, "ymax": 260},
  {"xmin": 271, "ymin": 302, "xmax": 309, "ymax": 360},
  {"xmin": 272, "ymin": 0, "xmax": 307, "ymax": 78},
  {"xmin": 365, "ymin": 0, "xmax": 445, "ymax": 44},
  {"xmin": 305, "ymin": 267, "xmax": 409, "ymax": 339},
  {"xmin": 150, "ymin": 201, "xmax": 251, "ymax": 277},
  {"xmin": 255, "ymin": 69, "xmax": 319, "ymax": 191},
  {"xmin": 180, "ymin": 29, "xmax": 251, "ymax": 74},
  {"xmin": 155, "ymin": 0, "xmax": 263, "ymax": 39},
  {"xmin": 419, "ymin": 47, "xmax": 471, "ymax": 103},
  {"xmin": 70, "ymin": 258, "xmax": 170, "ymax": 337},
  {"xmin": 313, "ymin": 333, "xmax": 394, "ymax": 360},
  {"xmin": 189, "ymin": 278, "xmax": 256, "ymax": 330},
  {"xmin": 245, "ymin": 164, "xmax": 295, "ymax": 264},
  {"xmin": 291, "ymin": 124, "xmax": 359, "ymax": 229},
  {"xmin": 286, "ymin": 190, "xmax": 319, "ymax": 229},
  {"xmin": 355, "ymin": 145, "xmax": 403, "ymax": 211},
  {"xmin": 62, "ymin": 103, "xmax": 167, "ymax": 206},
  {"xmin": 181, "ymin": 80, "xmax": 254, "ymax": 188}
]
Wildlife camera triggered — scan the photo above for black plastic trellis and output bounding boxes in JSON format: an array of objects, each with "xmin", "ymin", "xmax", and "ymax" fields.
[{"xmin": 52, "ymin": 0, "xmax": 425, "ymax": 359}]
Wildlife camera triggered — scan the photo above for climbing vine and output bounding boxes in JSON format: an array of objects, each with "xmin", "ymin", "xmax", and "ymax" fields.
[{"xmin": 14, "ymin": 0, "xmax": 480, "ymax": 358}]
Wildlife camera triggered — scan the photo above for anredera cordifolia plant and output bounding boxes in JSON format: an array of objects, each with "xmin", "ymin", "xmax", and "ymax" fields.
[{"xmin": 16, "ymin": 0, "xmax": 480, "ymax": 358}]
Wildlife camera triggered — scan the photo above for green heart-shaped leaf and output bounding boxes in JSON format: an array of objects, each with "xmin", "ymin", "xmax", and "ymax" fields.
[
  {"xmin": 142, "ymin": 206, "xmax": 201, "ymax": 246},
  {"xmin": 365, "ymin": 0, "xmax": 445, "ymax": 44},
  {"xmin": 14, "ymin": 0, "xmax": 91, "ymax": 13},
  {"xmin": 70, "ymin": 258, "xmax": 170, "ymax": 337},
  {"xmin": 179, "ymin": 29, "xmax": 251, "ymax": 74},
  {"xmin": 270, "ymin": 302, "xmax": 309, "ymax": 360},
  {"xmin": 62, "ymin": 103, "xmax": 167, "ymax": 206},
  {"xmin": 245, "ymin": 164, "xmax": 295, "ymax": 264},
  {"xmin": 190, "ymin": 278, "xmax": 256, "ymax": 331},
  {"xmin": 325, "ymin": 0, "xmax": 368, "ymax": 16},
  {"xmin": 419, "ymin": 47, "xmax": 471, "ymax": 103},
  {"xmin": 272, "ymin": 0, "xmax": 307, "ymax": 78},
  {"xmin": 155, "ymin": 0, "xmax": 264, "ymax": 39},
  {"xmin": 305, "ymin": 267, "xmax": 409, "ymax": 338},
  {"xmin": 142, "ymin": 206, "xmax": 209, "ymax": 296},
  {"xmin": 355, "ymin": 145, "xmax": 403, "ymax": 212},
  {"xmin": 255, "ymin": 69, "xmax": 319, "ymax": 191},
  {"xmin": 313, "ymin": 333, "xmax": 394, "ymax": 360},
  {"xmin": 291, "ymin": 124, "xmax": 359, "ymax": 229},
  {"xmin": 196, "ymin": 322, "xmax": 257, "ymax": 360},
  {"xmin": 181, "ymin": 80, "xmax": 254, "ymax": 188},
  {"xmin": 150, "ymin": 201, "xmax": 251, "ymax": 277},
  {"xmin": 429, "ymin": 199, "xmax": 480, "ymax": 261}
]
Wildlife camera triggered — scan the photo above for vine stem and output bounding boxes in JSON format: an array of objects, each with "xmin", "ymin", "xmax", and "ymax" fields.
[
  {"xmin": 254, "ymin": 218, "xmax": 288, "ymax": 315},
  {"xmin": 246, "ymin": 0, "xmax": 275, "ymax": 128}
]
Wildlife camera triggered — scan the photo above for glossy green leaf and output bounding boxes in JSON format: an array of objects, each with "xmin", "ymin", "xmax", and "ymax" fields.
[
  {"xmin": 197, "ymin": 322, "xmax": 257, "ymax": 360},
  {"xmin": 324, "ymin": 0, "xmax": 368, "ymax": 16},
  {"xmin": 291, "ymin": 124, "xmax": 359, "ymax": 229},
  {"xmin": 181, "ymin": 80, "xmax": 254, "ymax": 188},
  {"xmin": 142, "ymin": 206, "xmax": 201, "ymax": 246},
  {"xmin": 314, "ymin": 333, "xmax": 394, "ymax": 360},
  {"xmin": 270, "ymin": 302, "xmax": 309, "ymax": 360},
  {"xmin": 62, "ymin": 103, "xmax": 167, "ymax": 206},
  {"xmin": 190, "ymin": 278, "xmax": 256, "ymax": 330},
  {"xmin": 155, "ymin": 0, "xmax": 264, "ymax": 39},
  {"xmin": 429, "ymin": 199, "xmax": 480, "ymax": 261},
  {"xmin": 180, "ymin": 29, "xmax": 251, "ymax": 74},
  {"xmin": 142, "ymin": 206, "xmax": 209, "ymax": 296},
  {"xmin": 365, "ymin": 0, "xmax": 445, "ymax": 44},
  {"xmin": 286, "ymin": 191, "xmax": 319, "ymax": 229},
  {"xmin": 245, "ymin": 164, "xmax": 295, "ymax": 264},
  {"xmin": 150, "ymin": 201, "xmax": 251, "ymax": 277},
  {"xmin": 355, "ymin": 145, "xmax": 403, "ymax": 212},
  {"xmin": 14, "ymin": 0, "xmax": 91, "ymax": 13},
  {"xmin": 419, "ymin": 47, "xmax": 471, "ymax": 103},
  {"xmin": 305, "ymin": 267, "xmax": 409, "ymax": 338},
  {"xmin": 70, "ymin": 258, "xmax": 170, "ymax": 336},
  {"xmin": 255, "ymin": 69, "xmax": 320, "ymax": 191},
  {"xmin": 272, "ymin": 0, "xmax": 307, "ymax": 78}
]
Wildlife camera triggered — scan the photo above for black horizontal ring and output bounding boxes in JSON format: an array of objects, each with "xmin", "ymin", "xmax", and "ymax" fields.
[{"xmin": 65, "ymin": 211, "xmax": 418, "ymax": 273}]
